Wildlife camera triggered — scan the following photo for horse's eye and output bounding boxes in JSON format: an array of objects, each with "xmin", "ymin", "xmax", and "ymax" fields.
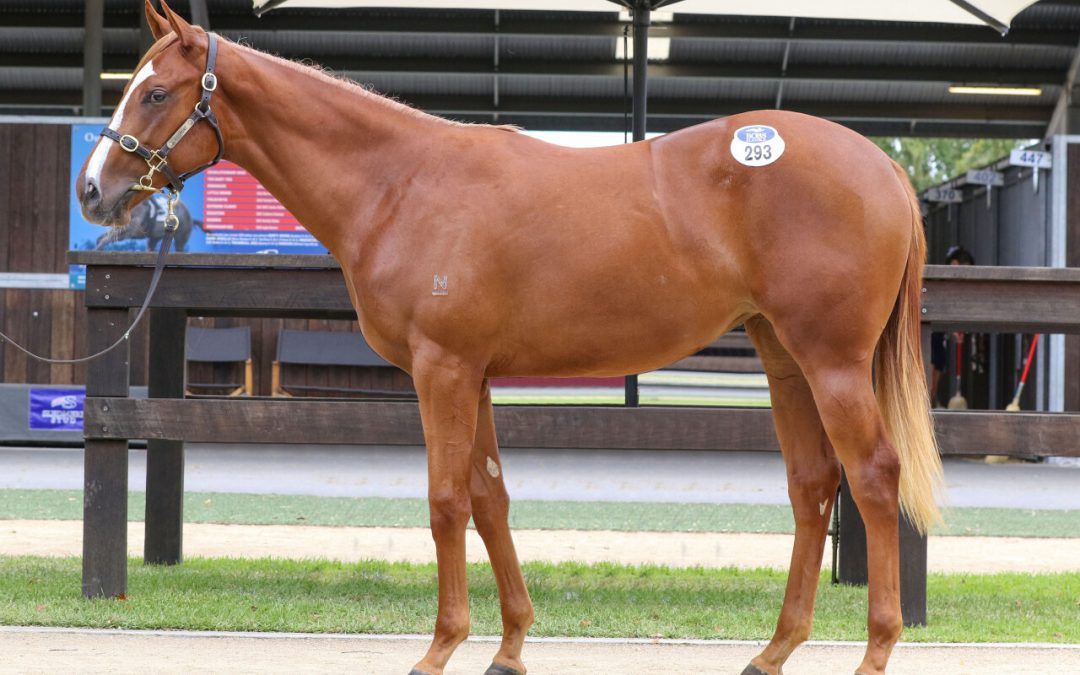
[{"xmin": 148, "ymin": 88, "xmax": 168, "ymax": 104}]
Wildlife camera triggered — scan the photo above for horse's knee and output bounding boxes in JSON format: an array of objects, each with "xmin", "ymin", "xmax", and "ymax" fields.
[{"xmin": 429, "ymin": 485, "xmax": 472, "ymax": 534}]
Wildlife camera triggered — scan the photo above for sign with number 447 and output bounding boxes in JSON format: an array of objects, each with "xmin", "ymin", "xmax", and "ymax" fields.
[
  {"xmin": 1010, "ymin": 149, "xmax": 1052, "ymax": 192},
  {"xmin": 1009, "ymin": 149, "xmax": 1052, "ymax": 170}
]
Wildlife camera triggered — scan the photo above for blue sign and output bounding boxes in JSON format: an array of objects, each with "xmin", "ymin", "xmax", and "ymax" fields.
[
  {"xmin": 29, "ymin": 388, "xmax": 85, "ymax": 431},
  {"xmin": 69, "ymin": 124, "xmax": 327, "ymax": 289}
]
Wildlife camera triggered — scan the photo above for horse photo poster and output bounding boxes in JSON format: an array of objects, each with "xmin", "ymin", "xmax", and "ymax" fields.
[{"xmin": 68, "ymin": 123, "xmax": 327, "ymax": 289}]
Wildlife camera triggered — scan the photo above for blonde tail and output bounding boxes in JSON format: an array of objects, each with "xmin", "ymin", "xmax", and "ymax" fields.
[{"xmin": 874, "ymin": 163, "xmax": 944, "ymax": 534}]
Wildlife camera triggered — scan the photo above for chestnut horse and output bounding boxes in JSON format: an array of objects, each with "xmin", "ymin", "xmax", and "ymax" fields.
[{"xmin": 77, "ymin": 4, "xmax": 943, "ymax": 674}]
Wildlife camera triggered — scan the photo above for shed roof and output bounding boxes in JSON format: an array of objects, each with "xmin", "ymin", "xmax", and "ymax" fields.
[{"xmin": 1, "ymin": 0, "xmax": 1078, "ymax": 137}]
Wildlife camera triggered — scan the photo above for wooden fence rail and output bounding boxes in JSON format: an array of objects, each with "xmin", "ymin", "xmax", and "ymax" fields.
[{"xmin": 69, "ymin": 252, "xmax": 1080, "ymax": 628}]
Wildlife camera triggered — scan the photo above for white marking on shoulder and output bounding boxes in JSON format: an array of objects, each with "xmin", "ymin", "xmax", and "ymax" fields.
[
  {"xmin": 486, "ymin": 457, "xmax": 500, "ymax": 478},
  {"xmin": 86, "ymin": 59, "xmax": 156, "ymax": 185},
  {"xmin": 819, "ymin": 499, "xmax": 829, "ymax": 516}
]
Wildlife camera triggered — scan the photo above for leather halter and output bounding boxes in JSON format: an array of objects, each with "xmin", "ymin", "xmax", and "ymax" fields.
[{"xmin": 100, "ymin": 33, "xmax": 224, "ymax": 194}]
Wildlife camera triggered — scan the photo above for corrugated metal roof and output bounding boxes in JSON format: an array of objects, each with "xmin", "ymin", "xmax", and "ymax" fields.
[
  {"xmin": 648, "ymin": 77, "xmax": 778, "ymax": 100},
  {"xmin": 220, "ymin": 30, "xmax": 496, "ymax": 58},
  {"xmin": 499, "ymin": 36, "xmax": 617, "ymax": 61},
  {"xmin": 788, "ymin": 40, "xmax": 1073, "ymax": 68},
  {"xmin": 0, "ymin": 0, "xmax": 1075, "ymax": 137},
  {"xmin": 669, "ymin": 39, "xmax": 788, "ymax": 63},
  {"xmin": 783, "ymin": 79, "xmax": 1059, "ymax": 105}
]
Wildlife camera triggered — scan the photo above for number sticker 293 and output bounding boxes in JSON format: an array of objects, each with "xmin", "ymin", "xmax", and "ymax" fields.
[{"xmin": 731, "ymin": 125, "xmax": 785, "ymax": 168}]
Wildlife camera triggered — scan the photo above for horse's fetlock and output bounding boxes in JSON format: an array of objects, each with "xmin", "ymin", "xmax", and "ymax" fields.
[
  {"xmin": 867, "ymin": 606, "xmax": 902, "ymax": 645},
  {"xmin": 504, "ymin": 601, "xmax": 534, "ymax": 635},
  {"xmin": 435, "ymin": 611, "xmax": 471, "ymax": 645},
  {"xmin": 790, "ymin": 621, "xmax": 813, "ymax": 646}
]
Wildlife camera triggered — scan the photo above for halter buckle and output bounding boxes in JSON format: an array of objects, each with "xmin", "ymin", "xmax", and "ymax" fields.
[
  {"xmin": 202, "ymin": 72, "xmax": 218, "ymax": 92},
  {"xmin": 119, "ymin": 135, "xmax": 140, "ymax": 152}
]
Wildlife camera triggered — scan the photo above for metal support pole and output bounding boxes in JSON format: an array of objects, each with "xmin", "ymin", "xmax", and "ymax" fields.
[
  {"xmin": 624, "ymin": 2, "xmax": 650, "ymax": 407},
  {"xmin": 632, "ymin": 4, "xmax": 650, "ymax": 143},
  {"xmin": 83, "ymin": 0, "xmax": 104, "ymax": 117}
]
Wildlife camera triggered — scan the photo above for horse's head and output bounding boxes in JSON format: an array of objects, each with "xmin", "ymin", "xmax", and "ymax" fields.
[{"xmin": 76, "ymin": 0, "xmax": 222, "ymax": 228}]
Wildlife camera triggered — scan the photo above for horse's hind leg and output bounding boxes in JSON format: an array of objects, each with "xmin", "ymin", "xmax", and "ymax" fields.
[
  {"xmin": 469, "ymin": 380, "xmax": 533, "ymax": 675},
  {"xmin": 742, "ymin": 316, "xmax": 841, "ymax": 675},
  {"xmin": 772, "ymin": 329, "xmax": 904, "ymax": 675},
  {"xmin": 410, "ymin": 353, "xmax": 485, "ymax": 675}
]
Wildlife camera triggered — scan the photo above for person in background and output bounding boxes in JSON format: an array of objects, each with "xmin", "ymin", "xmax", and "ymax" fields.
[{"xmin": 930, "ymin": 246, "xmax": 975, "ymax": 406}]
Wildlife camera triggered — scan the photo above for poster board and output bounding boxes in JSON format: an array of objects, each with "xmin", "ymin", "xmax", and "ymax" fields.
[{"xmin": 68, "ymin": 124, "xmax": 327, "ymax": 288}]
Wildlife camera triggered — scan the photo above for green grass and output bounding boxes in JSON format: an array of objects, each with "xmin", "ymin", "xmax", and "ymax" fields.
[
  {"xmin": 0, "ymin": 556, "xmax": 1077, "ymax": 642},
  {"xmin": 1, "ymin": 489, "xmax": 1077, "ymax": 538}
]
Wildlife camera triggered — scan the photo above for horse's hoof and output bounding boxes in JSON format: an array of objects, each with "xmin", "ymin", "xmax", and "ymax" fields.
[
  {"xmin": 741, "ymin": 665, "xmax": 770, "ymax": 675},
  {"xmin": 484, "ymin": 663, "xmax": 524, "ymax": 675},
  {"xmin": 409, "ymin": 670, "xmax": 433, "ymax": 675}
]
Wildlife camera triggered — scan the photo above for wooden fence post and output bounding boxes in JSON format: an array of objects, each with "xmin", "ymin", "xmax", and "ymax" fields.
[
  {"xmin": 82, "ymin": 307, "xmax": 130, "ymax": 598},
  {"xmin": 144, "ymin": 308, "xmax": 187, "ymax": 565}
]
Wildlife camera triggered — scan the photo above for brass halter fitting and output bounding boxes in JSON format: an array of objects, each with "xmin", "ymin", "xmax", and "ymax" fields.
[{"xmin": 163, "ymin": 190, "xmax": 180, "ymax": 232}]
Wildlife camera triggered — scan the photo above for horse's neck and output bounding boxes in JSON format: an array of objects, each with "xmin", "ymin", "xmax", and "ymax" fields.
[{"xmin": 216, "ymin": 41, "xmax": 438, "ymax": 255}]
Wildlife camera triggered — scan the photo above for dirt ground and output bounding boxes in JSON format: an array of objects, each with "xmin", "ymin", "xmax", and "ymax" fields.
[
  {"xmin": 2, "ymin": 520, "xmax": 1078, "ymax": 573},
  {"xmin": 2, "ymin": 628, "xmax": 1079, "ymax": 674}
]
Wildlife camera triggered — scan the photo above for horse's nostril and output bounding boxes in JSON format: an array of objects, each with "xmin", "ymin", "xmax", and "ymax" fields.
[{"xmin": 84, "ymin": 178, "xmax": 101, "ymax": 206}]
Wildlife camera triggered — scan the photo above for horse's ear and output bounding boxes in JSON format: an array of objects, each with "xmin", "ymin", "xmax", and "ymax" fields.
[
  {"xmin": 144, "ymin": 0, "xmax": 172, "ymax": 41},
  {"xmin": 159, "ymin": 0, "xmax": 198, "ymax": 49}
]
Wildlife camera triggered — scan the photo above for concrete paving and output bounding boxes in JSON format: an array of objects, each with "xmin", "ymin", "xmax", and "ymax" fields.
[
  {"xmin": 0, "ymin": 444, "xmax": 1077, "ymax": 509},
  {"xmin": 2, "ymin": 628, "xmax": 1079, "ymax": 675}
]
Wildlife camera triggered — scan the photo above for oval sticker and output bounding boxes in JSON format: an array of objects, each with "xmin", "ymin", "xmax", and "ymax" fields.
[{"xmin": 730, "ymin": 124, "xmax": 785, "ymax": 167}]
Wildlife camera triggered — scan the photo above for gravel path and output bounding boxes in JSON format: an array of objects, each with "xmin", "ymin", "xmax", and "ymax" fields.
[
  {"xmin": 3, "ymin": 520, "xmax": 1079, "ymax": 573},
  {"xmin": 2, "ymin": 628, "xmax": 1079, "ymax": 674}
]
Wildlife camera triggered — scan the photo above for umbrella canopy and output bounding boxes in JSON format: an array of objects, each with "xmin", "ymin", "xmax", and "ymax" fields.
[{"xmin": 252, "ymin": 0, "xmax": 1041, "ymax": 32}]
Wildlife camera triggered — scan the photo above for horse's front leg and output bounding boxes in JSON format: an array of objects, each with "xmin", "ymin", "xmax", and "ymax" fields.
[
  {"xmin": 410, "ymin": 355, "xmax": 485, "ymax": 675},
  {"xmin": 469, "ymin": 379, "xmax": 533, "ymax": 675}
]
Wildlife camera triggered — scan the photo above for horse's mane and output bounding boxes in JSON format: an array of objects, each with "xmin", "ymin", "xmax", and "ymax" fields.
[{"xmin": 228, "ymin": 37, "xmax": 519, "ymax": 134}]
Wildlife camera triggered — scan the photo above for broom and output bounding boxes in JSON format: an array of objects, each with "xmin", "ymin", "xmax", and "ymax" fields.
[
  {"xmin": 1006, "ymin": 334, "xmax": 1041, "ymax": 412},
  {"xmin": 947, "ymin": 338, "xmax": 968, "ymax": 409}
]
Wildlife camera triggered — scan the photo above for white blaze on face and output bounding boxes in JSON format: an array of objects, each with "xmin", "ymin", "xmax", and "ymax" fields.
[{"xmin": 85, "ymin": 59, "xmax": 157, "ymax": 186}]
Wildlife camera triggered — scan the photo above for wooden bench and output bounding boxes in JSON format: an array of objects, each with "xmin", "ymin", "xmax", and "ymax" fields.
[
  {"xmin": 69, "ymin": 252, "xmax": 1080, "ymax": 626},
  {"xmin": 185, "ymin": 326, "xmax": 253, "ymax": 396}
]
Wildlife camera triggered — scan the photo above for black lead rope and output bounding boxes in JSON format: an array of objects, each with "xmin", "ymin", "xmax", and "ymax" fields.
[
  {"xmin": 0, "ymin": 34, "xmax": 224, "ymax": 365},
  {"xmin": 0, "ymin": 225, "xmax": 177, "ymax": 365}
]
